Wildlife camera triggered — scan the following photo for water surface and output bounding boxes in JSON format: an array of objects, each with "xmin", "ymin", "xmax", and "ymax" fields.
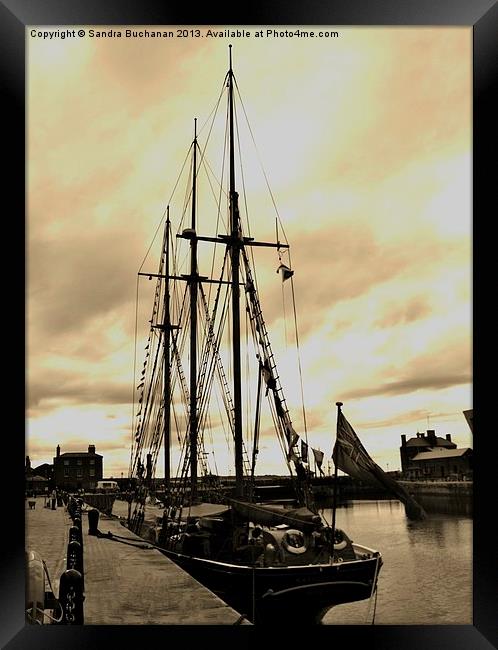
[{"xmin": 321, "ymin": 500, "xmax": 472, "ymax": 625}]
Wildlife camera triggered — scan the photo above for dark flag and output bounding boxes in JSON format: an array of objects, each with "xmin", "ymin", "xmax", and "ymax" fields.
[
  {"xmin": 312, "ymin": 448, "xmax": 325, "ymax": 475},
  {"xmin": 463, "ymin": 409, "xmax": 473, "ymax": 433},
  {"xmin": 333, "ymin": 404, "xmax": 425, "ymax": 520},
  {"xmin": 277, "ymin": 264, "xmax": 294, "ymax": 281},
  {"xmin": 301, "ymin": 440, "xmax": 309, "ymax": 464}
]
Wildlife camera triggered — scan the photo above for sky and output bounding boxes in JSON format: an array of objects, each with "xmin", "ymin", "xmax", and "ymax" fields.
[{"xmin": 27, "ymin": 26, "xmax": 472, "ymax": 479}]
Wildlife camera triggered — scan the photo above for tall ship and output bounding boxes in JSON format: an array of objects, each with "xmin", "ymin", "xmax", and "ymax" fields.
[{"xmin": 126, "ymin": 47, "xmax": 383, "ymax": 624}]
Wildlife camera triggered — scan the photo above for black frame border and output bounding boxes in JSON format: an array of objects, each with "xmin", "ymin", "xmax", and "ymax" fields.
[{"xmin": 4, "ymin": 0, "xmax": 497, "ymax": 648}]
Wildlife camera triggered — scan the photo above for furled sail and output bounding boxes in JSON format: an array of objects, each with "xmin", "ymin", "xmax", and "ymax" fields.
[{"xmin": 230, "ymin": 499, "xmax": 322, "ymax": 531}]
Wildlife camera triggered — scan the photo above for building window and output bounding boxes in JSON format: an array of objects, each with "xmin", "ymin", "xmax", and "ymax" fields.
[
  {"xmin": 89, "ymin": 459, "xmax": 95, "ymax": 465},
  {"xmin": 76, "ymin": 468, "xmax": 82, "ymax": 478},
  {"xmin": 77, "ymin": 459, "xmax": 82, "ymax": 466},
  {"xmin": 64, "ymin": 468, "xmax": 70, "ymax": 477},
  {"xmin": 89, "ymin": 469, "xmax": 95, "ymax": 477},
  {"xmin": 64, "ymin": 460, "xmax": 69, "ymax": 466}
]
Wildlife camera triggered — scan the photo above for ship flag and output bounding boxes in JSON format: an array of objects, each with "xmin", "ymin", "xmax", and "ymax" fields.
[
  {"xmin": 333, "ymin": 404, "xmax": 426, "ymax": 520},
  {"xmin": 312, "ymin": 448, "xmax": 325, "ymax": 475},
  {"xmin": 277, "ymin": 264, "xmax": 294, "ymax": 281}
]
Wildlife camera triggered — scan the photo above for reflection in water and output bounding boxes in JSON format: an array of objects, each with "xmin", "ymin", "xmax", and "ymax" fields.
[{"xmin": 320, "ymin": 500, "xmax": 472, "ymax": 625}]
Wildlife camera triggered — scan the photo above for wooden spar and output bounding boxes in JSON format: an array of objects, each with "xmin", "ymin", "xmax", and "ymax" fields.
[
  {"xmin": 228, "ymin": 46, "xmax": 244, "ymax": 498},
  {"xmin": 190, "ymin": 118, "xmax": 199, "ymax": 501},
  {"xmin": 164, "ymin": 209, "xmax": 171, "ymax": 489}
]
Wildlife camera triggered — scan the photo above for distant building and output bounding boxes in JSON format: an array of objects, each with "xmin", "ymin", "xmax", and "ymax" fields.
[
  {"xmin": 25, "ymin": 474, "xmax": 49, "ymax": 494},
  {"xmin": 33, "ymin": 463, "xmax": 54, "ymax": 481},
  {"xmin": 53, "ymin": 444, "xmax": 103, "ymax": 491},
  {"xmin": 400, "ymin": 430, "xmax": 472, "ymax": 479}
]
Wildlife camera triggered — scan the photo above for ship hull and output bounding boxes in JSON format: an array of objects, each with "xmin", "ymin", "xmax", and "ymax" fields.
[{"xmin": 159, "ymin": 545, "xmax": 381, "ymax": 623}]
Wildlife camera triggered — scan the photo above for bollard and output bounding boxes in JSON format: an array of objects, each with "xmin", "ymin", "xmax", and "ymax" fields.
[
  {"xmin": 51, "ymin": 498, "xmax": 56, "ymax": 510},
  {"xmin": 67, "ymin": 540, "xmax": 83, "ymax": 574},
  {"xmin": 67, "ymin": 498, "xmax": 76, "ymax": 518},
  {"xmin": 88, "ymin": 509, "xmax": 99, "ymax": 535},
  {"xmin": 59, "ymin": 569, "xmax": 84, "ymax": 624},
  {"xmin": 66, "ymin": 539, "xmax": 84, "ymax": 591},
  {"xmin": 69, "ymin": 525, "xmax": 82, "ymax": 545}
]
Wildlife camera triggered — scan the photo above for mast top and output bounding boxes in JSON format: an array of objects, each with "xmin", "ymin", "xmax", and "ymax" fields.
[
  {"xmin": 336, "ymin": 402, "xmax": 343, "ymax": 409},
  {"xmin": 229, "ymin": 44, "xmax": 233, "ymax": 73}
]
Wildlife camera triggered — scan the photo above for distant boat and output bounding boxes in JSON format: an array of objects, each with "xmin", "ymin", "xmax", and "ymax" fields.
[{"xmin": 126, "ymin": 47, "xmax": 383, "ymax": 624}]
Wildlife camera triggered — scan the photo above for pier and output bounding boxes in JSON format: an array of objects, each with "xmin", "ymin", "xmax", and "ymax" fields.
[{"xmin": 25, "ymin": 495, "xmax": 250, "ymax": 625}]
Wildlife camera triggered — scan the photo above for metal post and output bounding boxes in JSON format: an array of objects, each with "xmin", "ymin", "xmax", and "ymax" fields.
[{"xmin": 330, "ymin": 402, "xmax": 342, "ymax": 556}]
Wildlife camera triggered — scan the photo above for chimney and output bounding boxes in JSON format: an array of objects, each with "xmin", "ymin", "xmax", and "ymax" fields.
[
  {"xmin": 446, "ymin": 434, "xmax": 452, "ymax": 442},
  {"xmin": 88, "ymin": 445, "xmax": 96, "ymax": 454},
  {"xmin": 25, "ymin": 455, "xmax": 31, "ymax": 470},
  {"xmin": 401, "ymin": 434, "xmax": 406, "ymax": 446},
  {"xmin": 427, "ymin": 430, "xmax": 437, "ymax": 446},
  {"xmin": 56, "ymin": 445, "xmax": 60, "ymax": 458}
]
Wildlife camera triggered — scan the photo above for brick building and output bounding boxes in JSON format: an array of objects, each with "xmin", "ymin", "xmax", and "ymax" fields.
[
  {"xmin": 400, "ymin": 430, "xmax": 472, "ymax": 479},
  {"xmin": 53, "ymin": 444, "xmax": 103, "ymax": 491}
]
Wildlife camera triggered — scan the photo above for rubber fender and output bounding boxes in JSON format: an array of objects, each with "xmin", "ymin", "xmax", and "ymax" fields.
[{"xmin": 26, "ymin": 550, "xmax": 45, "ymax": 624}]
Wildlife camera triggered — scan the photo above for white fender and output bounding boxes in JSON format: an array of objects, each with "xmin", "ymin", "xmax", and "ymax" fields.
[{"xmin": 26, "ymin": 550, "xmax": 45, "ymax": 624}]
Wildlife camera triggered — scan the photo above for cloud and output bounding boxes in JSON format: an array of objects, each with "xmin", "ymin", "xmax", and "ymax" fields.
[
  {"xmin": 27, "ymin": 370, "xmax": 132, "ymax": 413},
  {"xmin": 374, "ymin": 297, "xmax": 432, "ymax": 329},
  {"xmin": 341, "ymin": 342, "xmax": 471, "ymax": 400},
  {"xmin": 28, "ymin": 229, "xmax": 139, "ymax": 338}
]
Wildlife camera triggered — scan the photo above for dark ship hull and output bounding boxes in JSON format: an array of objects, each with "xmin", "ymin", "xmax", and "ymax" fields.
[{"xmin": 159, "ymin": 545, "xmax": 381, "ymax": 624}]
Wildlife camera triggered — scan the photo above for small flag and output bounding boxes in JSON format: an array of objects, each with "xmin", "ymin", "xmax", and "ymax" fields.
[
  {"xmin": 277, "ymin": 264, "xmax": 294, "ymax": 281},
  {"xmin": 301, "ymin": 440, "xmax": 308, "ymax": 463},
  {"xmin": 312, "ymin": 448, "xmax": 325, "ymax": 475}
]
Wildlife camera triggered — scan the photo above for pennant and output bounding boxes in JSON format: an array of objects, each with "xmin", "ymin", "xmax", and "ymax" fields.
[
  {"xmin": 312, "ymin": 448, "xmax": 325, "ymax": 475},
  {"xmin": 261, "ymin": 361, "xmax": 276, "ymax": 394},
  {"xmin": 287, "ymin": 446, "xmax": 299, "ymax": 463},
  {"xmin": 277, "ymin": 264, "xmax": 294, "ymax": 282},
  {"xmin": 285, "ymin": 423, "xmax": 299, "ymax": 449},
  {"xmin": 333, "ymin": 407, "xmax": 425, "ymax": 520},
  {"xmin": 301, "ymin": 440, "xmax": 308, "ymax": 463}
]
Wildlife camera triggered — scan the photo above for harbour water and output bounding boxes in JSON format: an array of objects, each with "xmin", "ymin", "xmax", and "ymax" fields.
[{"xmin": 320, "ymin": 499, "xmax": 472, "ymax": 625}]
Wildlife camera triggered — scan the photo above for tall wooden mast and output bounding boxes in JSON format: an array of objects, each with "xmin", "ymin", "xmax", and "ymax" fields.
[
  {"xmin": 190, "ymin": 119, "xmax": 199, "ymax": 501},
  {"xmin": 228, "ymin": 46, "xmax": 244, "ymax": 498},
  {"xmin": 163, "ymin": 208, "xmax": 171, "ymax": 489}
]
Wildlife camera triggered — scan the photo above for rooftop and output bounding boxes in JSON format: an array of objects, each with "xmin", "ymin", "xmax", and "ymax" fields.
[
  {"xmin": 406, "ymin": 436, "xmax": 455, "ymax": 448},
  {"xmin": 58, "ymin": 451, "xmax": 102, "ymax": 457},
  {"xmin": 412, "ymin": 448, "xmax": 472, "ymax": 461}
]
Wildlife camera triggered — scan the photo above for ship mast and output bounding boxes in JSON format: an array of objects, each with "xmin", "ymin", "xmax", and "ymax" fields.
[
  {"xmin": 228, "ymin": 46, "xmax": 244, "ymax": 498},
  {"xmin": 164, "ymin": 208, "xmax": 171, "ymax": 490},
  {"xmin": 190, "ymin": 119, "xmax": 199, "ymax": 501}
]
